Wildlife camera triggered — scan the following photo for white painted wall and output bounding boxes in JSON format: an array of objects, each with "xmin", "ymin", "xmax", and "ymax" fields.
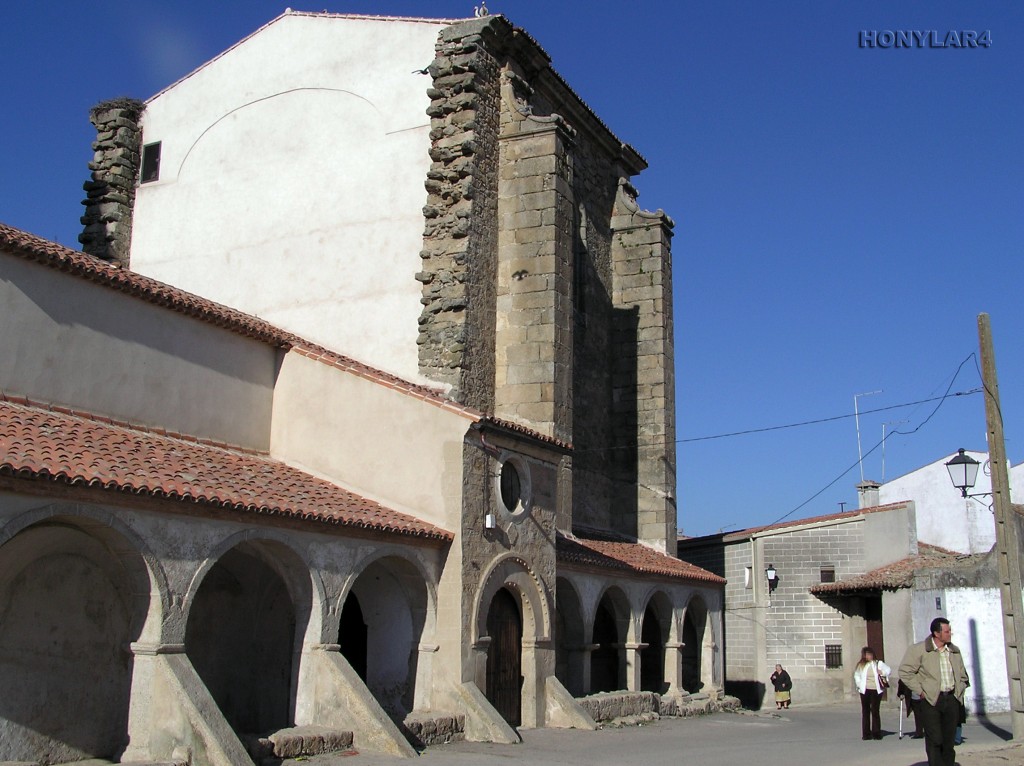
[
  {"xmin": 270, "ymin": 351, "xmax": 469, "ymax": 530},
  {"xmin": 879, "ymin": 452, "xmax": 1024, "ymax": 554},
  {"xmin": 131, "ymin": 13, "xmax": 451, "ymax": 381},
  {"xmin": 0, "ymin": 253, "xmax": 277, "ymax": 449},
  {"xmin": 911, "ymin": 587, "xmax": 1011, "ymax": 713}
]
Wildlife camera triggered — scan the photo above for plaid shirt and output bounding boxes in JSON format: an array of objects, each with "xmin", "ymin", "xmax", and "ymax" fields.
[{"xmin": 937, "ymin": 645, "xmax": 955, "ymax": 691}]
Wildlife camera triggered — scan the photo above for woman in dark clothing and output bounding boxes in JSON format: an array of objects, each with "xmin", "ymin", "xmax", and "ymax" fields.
[{"xmin": 770, "ymin": 664, "xmax": 792, "ymax": 709}]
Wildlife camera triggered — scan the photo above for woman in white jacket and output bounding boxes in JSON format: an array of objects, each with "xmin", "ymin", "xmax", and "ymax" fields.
[{"xmin": 853, "ymin": 646, "xmax": 892, "ymax": 740}]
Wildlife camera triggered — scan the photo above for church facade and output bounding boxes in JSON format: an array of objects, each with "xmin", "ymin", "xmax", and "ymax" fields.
[{"xmin": 1, "ymin": 11, "xmax": 724, "ymax": 764}]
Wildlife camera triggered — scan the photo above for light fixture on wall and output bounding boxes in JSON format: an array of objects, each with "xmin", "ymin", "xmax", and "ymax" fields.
[
  {"xmin": 766, "ymin": 564, "xmax": 779, "ymax": 593},
  {"xmin": 945, "ymin": 448, "xmax": 982, "ymax": 498}
]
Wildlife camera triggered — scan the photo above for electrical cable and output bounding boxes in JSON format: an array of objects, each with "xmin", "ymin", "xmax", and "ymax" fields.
[{"xmin": 765, "ymin": 356, "xmax": 978, "ymax": 528}]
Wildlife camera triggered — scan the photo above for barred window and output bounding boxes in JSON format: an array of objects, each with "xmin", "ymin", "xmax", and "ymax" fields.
[
  {"xmin": 820, "ymin": 566, "xmax": 836, "ymax": 583},
  {"xmin": 825, "ymin": 644, "xmax": 843, "ymax": 669}
]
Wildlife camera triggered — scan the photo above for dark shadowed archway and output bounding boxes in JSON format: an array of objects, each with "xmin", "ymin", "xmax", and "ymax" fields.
[
  {"xmin": 640, "ymin": 591, "xmax": 672, "ymax": 693},
  {"xmin": 555, "ymin": 577, "xmax": 585, "ymax": 696},
  {"xmin": 682, "ymin": 597, "xmax": 709, "ymax": 693},
  {"xmin": 340, "ymin": 555, "xmax": 429, "ymax": 718},
  {"xmin": 186, "ymin": 540, "xmax": 309, "ymax": 737},
  {"xmin": 0, "ymin": 519, "xmax": 154, "ymax": 763},
  {"xmin": 590, "ymin": 587, "xmax": 630, "ymax": 693}
]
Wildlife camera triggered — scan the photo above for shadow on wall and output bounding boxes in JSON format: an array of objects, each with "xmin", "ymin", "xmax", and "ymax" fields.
[
  {"xmin": 725, "ymin": 681, "xmax": 765, "ymax": 710},
  {"xmin": 969, "ymin": 616, "xmax": 1012, "ymax": 740}
]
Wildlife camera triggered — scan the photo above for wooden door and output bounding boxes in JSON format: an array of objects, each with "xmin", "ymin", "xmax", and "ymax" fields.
[
  {"xmin": 486, "ymin": 588, "xmax": 522, "ymax": 726},
  {"xmin": 865, "ymin": 596, "xmax": 884, "ymax": 660}
]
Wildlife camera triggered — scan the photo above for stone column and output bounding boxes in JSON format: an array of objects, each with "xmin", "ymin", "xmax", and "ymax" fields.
[
  {"xmin": 79, "ymin": 98, "xmax": 145, "ymax": 267},
  {"xmin": 495, "ymin": 104, "xmax": 576, "ymax": 442},
  {"xmin": 664, "ymin": 640, "xmax": 685, "ymax": 693},
  {"xmin": 122, "ymin": 641, "xmax": 185, "ymax": 761},
  {"xmin": 624, "ymin": 642, "xmax": 646, "ymax": 692},
  {"xmin": 611, "ymin": 179, "xmax": 676, "ymax": 552}
]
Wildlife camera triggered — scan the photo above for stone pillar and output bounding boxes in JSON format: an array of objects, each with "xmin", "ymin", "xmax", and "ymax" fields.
[
  {"xmin": 665, "ymin": 640, "xmax": 684, "ymax": 693},
  {"xmin": 79, "ymin": 98, "xmax": 145, "ymax": 267},
  {"xmin": 414, "ymin": 642, "xmax": 440, "ymax": 711},
  {"xmin": 495, "ymin": 101, "xmax": 576, "ymax": 442},
  {"xmin": 624, "ymin": 642, "xmax": 646, "ymax": 692},
  {"xmin": 611, "ymin": 179, "xmax": 676, "ymax": 552},
  {"xmin": 122, "ymin": 641, "xmax": 185, "ymax": 760},
  {"xmin": 579, "ymin": 643, "xmax": 599, "ymax": 695}
]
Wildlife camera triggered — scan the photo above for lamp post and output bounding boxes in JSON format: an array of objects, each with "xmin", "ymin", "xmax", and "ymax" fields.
[
  {"xmin": 945, "ymin": 448, "xmax": 981, "ymax": 498},
  {"xmin": 972, "ymin": 314, "xmax": 1024, "ymax": 739},
  {"xmin": 766, "ymin": 564, "xmax": 778, "ymax": 593}
]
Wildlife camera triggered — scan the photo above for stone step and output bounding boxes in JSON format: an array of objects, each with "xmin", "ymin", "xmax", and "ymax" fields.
[
  {"xmin": 403, "ymin": 712, "xmax": 466, "ymax": 747},
  {"xmin": 244, "ymin": 726, "xmax": 355, "ymax": 760}
]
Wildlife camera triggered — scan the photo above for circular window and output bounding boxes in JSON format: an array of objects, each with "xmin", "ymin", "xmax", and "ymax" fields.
[
  {"xmin": 496, "ymin": 454, "xmax": 532, "ymax": 518},
  {"xmin": 500, "ymin": 461, "xmax": 522, "ymax": 512}
]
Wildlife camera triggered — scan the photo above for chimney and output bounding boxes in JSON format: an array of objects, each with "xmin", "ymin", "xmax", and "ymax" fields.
[
  {"xmin": 857, "ymin": 480, "xmax": 881, "ymax": 509},
  {"xmin": 79, "ymin": 98, "xmax": 145, "ymax": 267}
]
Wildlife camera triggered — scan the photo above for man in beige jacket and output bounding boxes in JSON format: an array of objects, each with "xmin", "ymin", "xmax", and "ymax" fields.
[{"xmin": 898, "ymin": 617, "xmax": 970, "ymax": 766}]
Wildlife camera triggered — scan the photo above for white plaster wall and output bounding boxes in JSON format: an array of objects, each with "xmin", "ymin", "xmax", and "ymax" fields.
[
  {"xmin": 910, "ymin": 587, "xmax": 1011, "ymax": 713},
  {"xmin": 862, "ymin": 503, "xmax": 916, "ymax": 569},
  {"xmin": 270, "ymin": 351, "xmax": 469, "ymax": 530},
  {"xmin": 131, "ymin": 13, "xmax": 449, "ymax": 381},
  {"xmin": 878, "ymin": 452, "xmax": 1015, "ymax": 554},
  {"xmin": 0, "ymin": 254, "xmax": 277, "ymax": 449}
]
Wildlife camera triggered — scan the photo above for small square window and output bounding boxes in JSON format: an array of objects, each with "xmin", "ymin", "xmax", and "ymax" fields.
[
  {"xmin": 825, "ymin": 644, "xmax": 843, "ymax": 669},
  {"xmin": 820, "ymin": 567, "xmax": 836, "ymax": 583},
  {"xmin": 141, "ymin": 141, "xmax": 161, "ymax": 183}
]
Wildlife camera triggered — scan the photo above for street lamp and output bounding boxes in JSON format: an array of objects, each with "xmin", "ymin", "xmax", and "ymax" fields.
[
  {"xmin": 945, "ymin": 448, "xmax": 981, "ymax": 498},
  {"xmin": 766, "ymin": 564, "xmax": 779, "ymax": 593}
]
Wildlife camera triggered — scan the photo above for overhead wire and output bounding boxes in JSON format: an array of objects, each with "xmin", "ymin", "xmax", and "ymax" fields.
[{"xmin": 762, "ymin": 353, "xmax": 979, "ymax": 528}]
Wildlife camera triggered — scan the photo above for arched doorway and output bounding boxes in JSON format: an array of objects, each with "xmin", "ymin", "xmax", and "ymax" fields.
[
  {"xmin": 681, "ymin": 598, "xmax": 709, "ymax": 693},
  {"xmin": 0, "ymin": 520, "xmax": 152, "ymax": 763},
  {"xmin": 186, "ymin": 542, "xmax": 305, "ymax": 738},
  {"xmin": 485, "ymin": 587, "xmax": 522, "ymax": 727},
  {"xmin": 340, "ymin": 556, "xmax": 429, "ymax": 718}
]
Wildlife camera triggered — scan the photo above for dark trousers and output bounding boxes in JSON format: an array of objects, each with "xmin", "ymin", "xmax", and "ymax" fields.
[
  {"xmin": 860, "ymin": 690, "xmax": 883, "ymax": 738},
  {"xmin": 919, "ymin": 692, "xmax": 960, "ymax": 766},
  {"xmin": 908, "ymin": 697, "xmax": 924, "ymax": 737}
]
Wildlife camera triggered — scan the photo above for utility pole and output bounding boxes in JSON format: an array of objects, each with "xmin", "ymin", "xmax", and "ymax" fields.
[{"xmin": 977, "ymin": 313, "xmax": 1024, "ymax": 739}]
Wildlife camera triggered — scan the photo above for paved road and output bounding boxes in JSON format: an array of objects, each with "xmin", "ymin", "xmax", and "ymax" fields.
[{"xmin": 296, "ymin": 703, "xmax": 1021, "ymax": 766}]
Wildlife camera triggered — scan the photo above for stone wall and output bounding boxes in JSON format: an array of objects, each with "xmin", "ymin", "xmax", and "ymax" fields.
[
  {"xmin": 80, "ymin": 98, "xmax": 144, "ymax": 266},
  {"xmin": 418, "ymin": 17, "xmax": 676, "ymax": 546},
  {"xmin": 610, "ymin": 181, "xmax": 675, "ymax": 551},
  {"xmin": 418, "ymin": 18, "xmax": 502, "ymax": 410}
]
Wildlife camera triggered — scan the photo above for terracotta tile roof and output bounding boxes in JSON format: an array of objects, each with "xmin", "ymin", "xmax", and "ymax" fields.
[
  {"xmin": 557, "ymin": 529, "xmax": 725, "ymax": 585},
  {"xmin": 809, "ymin": 544, "xmax": 965, "ymax": 595},
  {"xmin": 0, "ymin": 396, "xmax": 451, "ymax": 542},
  {"xmin": 475, "ymin": 416, "xmax": 573, "ymax": 452},
  {"xmin": 1, "ymin": 222, "xmax": 573, "ymax": 449}
]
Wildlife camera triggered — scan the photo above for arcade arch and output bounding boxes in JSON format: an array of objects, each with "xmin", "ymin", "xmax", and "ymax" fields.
[
  {"xmin": 185, "ymin": 538, "xmax": 311, "ymax": 738},
  {"xmin": 0, "ymin": 515, "xmax": 158, "ymax": 762},
  {"xmin": 339, "ymin": 554, "xmax": 431, "ymax": 718}
]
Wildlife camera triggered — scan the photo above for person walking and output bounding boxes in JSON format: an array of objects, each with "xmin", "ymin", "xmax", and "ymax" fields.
[
  {"xmin": 898, "ymin": 617, "xmax": 970, "ymax": 766},
  {"xmin": 853, "ymin": 646, "xmax": 890, "ymax": 740},
  {"xmin": 770, "ymin": 664, "xmax": 792, "ymax": 709}
]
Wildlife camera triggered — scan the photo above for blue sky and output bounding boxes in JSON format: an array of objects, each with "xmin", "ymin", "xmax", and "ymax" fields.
[{"xmin": 4, "ymin": 1, "xmax": 1022, "ymax": 536}]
